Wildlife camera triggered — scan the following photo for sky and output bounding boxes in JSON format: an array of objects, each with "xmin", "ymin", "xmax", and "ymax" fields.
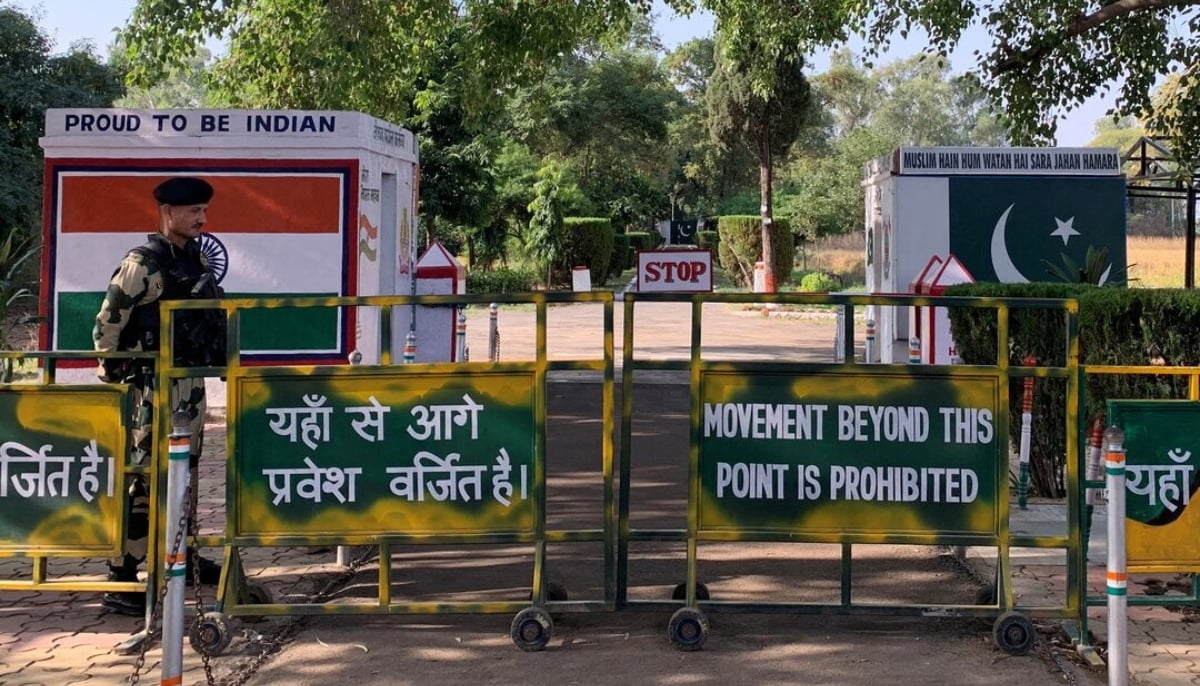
[{"xmin": 16, "ymin": 0, "xmax": 1110, "ymax": 146}]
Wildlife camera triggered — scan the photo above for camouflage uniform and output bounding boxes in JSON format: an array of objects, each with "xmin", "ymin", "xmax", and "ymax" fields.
[{"xmin": 94, "ymin": 234, "xmax": 210, "ymax": 570}]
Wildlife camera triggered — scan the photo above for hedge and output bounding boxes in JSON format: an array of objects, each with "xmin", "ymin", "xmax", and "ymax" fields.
[
  {"xmin": 561, "ymin": 217, "xmax": 614, "ymax": 287},
  {"xmin": 714, "ymin": 215, "xmax": 794, "ymax": 288}
]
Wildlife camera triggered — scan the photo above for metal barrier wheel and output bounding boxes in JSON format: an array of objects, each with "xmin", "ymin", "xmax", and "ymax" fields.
[
  {"xmin": 189, "ymin": 611, "xmax": 233, "ymax": 656},
  {"xmin": 667, "ymin": 607, "xmax": 709, "ymax": 652},
  {"xmin": 510, "ymin": 606, "xmax": 553, "ymax": 652},
  {"xmin": 670, "ymin": 582, "xmax": 710, "ymax": 601},
  {"xmin": 992, "ymin": 611, "xmax": 1035, "ymax": 655}
]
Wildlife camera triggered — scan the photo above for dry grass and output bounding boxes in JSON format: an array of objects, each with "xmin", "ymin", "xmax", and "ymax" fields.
[
  {"xmin": 796, "ymin": 234, "xmax": 1197, "ymax": 289},
  {"xmin": 1126, "ymin": 236, "xmax": 1199, "ymax": 288}
]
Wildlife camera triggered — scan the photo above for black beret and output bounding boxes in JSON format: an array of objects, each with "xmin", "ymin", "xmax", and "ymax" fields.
[{"xmin": 153, "ymin": 177, "xmax": 214, "ymax": 206}]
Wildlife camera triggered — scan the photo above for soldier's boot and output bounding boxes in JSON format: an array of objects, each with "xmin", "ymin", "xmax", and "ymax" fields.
[
  {"xmin": 185, "ymin": 552, "xmax": 222, "ymax": 586},
  {"xmin": 101, "ymin": 555, "xmax": 145, "ymax": 616}
]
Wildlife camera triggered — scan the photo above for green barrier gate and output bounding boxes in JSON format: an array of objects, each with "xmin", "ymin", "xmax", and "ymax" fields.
[
  {"xmin": 162, "ymin": 291, "xmax": 616, "ymax": 654},
  {"xmin": 617, "ymin": 292, "xmax": 1085, "ymax": 653}
]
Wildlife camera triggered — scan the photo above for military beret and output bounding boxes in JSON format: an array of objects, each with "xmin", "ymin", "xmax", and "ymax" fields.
[{"xmin": 152, "ymin": 177, "xmax": 214, "ymax": 206}]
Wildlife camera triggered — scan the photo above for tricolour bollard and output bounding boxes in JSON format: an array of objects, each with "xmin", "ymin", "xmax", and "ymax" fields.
[
  {"xmin": 865, "ymin": 319, "xmax": 876, "ymax": 364},
  {"xmin": 488, "ymin": 303, "xmax": 499, "ymax": 362},
  {"xmin": 1105, "ymin": 425, "xmax": 1128, "ymax": 686},
  {"xmin": 403, "ymin": 329, "xmax": 416, "ymax": 364},
  {"xmin": 1017, "ymin": 354, "xmax": 1036, "ymax": 509},
  {"xmin": 161, "ymin": 411, "xmax": 192, "ymax": 686},
  {"xmin": 908, "ymin": 336, "xmax": 921, "ymax": 364}
]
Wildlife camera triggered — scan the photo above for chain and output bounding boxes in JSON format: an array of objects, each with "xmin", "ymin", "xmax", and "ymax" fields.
[
  {"xmin": 189, "ymin": 490, "xmax": 218, "ymax": 686},
  {"xmin": 492, "ymin": 329, "xmax": 501, "ymax": 362},
  {"xmin": 128, "ymin": 484, "xmax": 192, "ymax": 685},
  {"xmin": 221, "ymin": 545, "xmax": 379, "ymax": 686}
]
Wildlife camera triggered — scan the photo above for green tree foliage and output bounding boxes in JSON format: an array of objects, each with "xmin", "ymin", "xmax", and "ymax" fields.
[
  {"xmin": 113, "ymin": 43, "xmax": 212, "ymax": 108},
  {"xmin": 670, "ymin": 0, "xmax": 1199, "ymax": 163},
  {"xmin": 561, "ymin": 217, "xmax": 615, "ymax": 286},
  {"xmin": 716, "ymin": 215, "xmax": 794, "ymax": 288},
  {"xmin": 0, "ymin": 5, "xmax": 124, "ymax": 244},
  {"xmin": 707, "ymin": 37, "xmax": 813, "ymax": 291}
]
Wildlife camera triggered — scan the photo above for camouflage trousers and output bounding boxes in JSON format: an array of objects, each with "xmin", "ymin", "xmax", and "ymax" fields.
[{"xmin": 111, "ymin": 373, "xmax": 206, "ymax": 569}]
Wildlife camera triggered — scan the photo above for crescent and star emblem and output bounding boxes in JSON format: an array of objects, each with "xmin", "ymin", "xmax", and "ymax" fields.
[{"xmin": 989, "ymin": 203, "xmax": 1112, "ymax": 285}]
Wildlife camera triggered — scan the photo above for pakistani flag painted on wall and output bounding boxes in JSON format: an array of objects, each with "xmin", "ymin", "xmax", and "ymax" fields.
[
  {"xmin": 947, "ymin": 176, "xmax": 1127, "ymax": 284},
  {"xmin": 43, "ymin": 162, "xmax": 357, "ymax": 365}
]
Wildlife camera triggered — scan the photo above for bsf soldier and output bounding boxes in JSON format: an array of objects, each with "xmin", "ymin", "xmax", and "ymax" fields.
[{"xmin": 93, "ymin": 176, "xmax": 226, "ymax": 615}]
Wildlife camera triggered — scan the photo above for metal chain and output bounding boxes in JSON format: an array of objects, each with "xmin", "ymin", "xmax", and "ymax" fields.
[
  {"xmin": 221, "ymin": 545, "xmax": 379, "ymax": 686},
  {"xmin": 492, "ymin": 329, "xmax": 501, "ymax": 362},
  {"xmin": 128, "ymin": 483, "xmax": 192, "ymax": 685},
  {"xmin": 189, "ymin": 491, "xmax": 217, "ymax": 686}
]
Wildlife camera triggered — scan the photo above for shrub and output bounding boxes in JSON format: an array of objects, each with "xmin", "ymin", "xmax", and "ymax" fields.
[
  {"xmin": 715, "ymin": 215, "xmax": 794, "ymax": 288},
  {"xmin": 625, "ymin": 230, "xmax": 662, "ymax": 252},
  {"xmin": 695, "ymin": 230, "xmax": 720, "ymax": 252},
  {"xmin": 560, "ymin": 217, "xmax": 614, "ymax": 287},
  {"xmin": 799, "ymin": 271, "xmax": 840, "ymax": 292},
  {"xmin": 467, "ymin": 267, "xmax": 537, "ymax": 294},
  {"xmin": 609, "ymin": 233, "xmax": 633, "ymax": 279}
]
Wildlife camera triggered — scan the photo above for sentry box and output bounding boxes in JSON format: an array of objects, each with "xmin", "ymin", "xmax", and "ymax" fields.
[
  {"xmin": 39, "ymin": 108, "xmax": 421, "ymax": 371},
  {"xmin": 862, "ymin": 146, "xmax": 1127, "ymax": 362}
]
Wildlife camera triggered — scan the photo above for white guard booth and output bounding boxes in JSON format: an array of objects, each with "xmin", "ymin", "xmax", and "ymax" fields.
[
  {"xmin": 413, "ymin": 241, "xmax": 466, "ymax": 362},
  {"xmin": 39, "ymin": 108, "xmax": 421, "ymax": 375},
  {"xmin": 863, "ymin": 146, "xmax": 1126, "ymax": 362}
]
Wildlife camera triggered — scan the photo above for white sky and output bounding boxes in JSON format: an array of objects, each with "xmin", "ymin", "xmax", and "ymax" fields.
[{"xmin": 17, "ymin": 0, "xmax": 1111, "ymax": 145}]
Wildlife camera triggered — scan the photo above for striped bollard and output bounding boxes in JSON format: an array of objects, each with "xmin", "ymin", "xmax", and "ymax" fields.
[
  {"xmin": 161, "ymin": 411, "xmax": 192, "ymax": 686},
  {"xmin": 1017, "ymin": 354, "xmax": 1036, "ymax": 509},
  {"xmin": 403, "ymin": 329, "xmax": 416, "ymax": 364},
  {"xmin": 1104, "ymin": 425, "xmax": 1128, "ymax": 686},
  {"xmin": 864, "ymin": 319, "xmax": 876, "ymax": 364},
  {"xmin": 908, "ymin": 336, "xmax": 921, "ymax": 364},
  {"xmin": 488, "ymin": 303, "xmax": 499, "ymax": 362},
  {"xmin": 456, "ymin": 308, "xmax": 468, "ymax": 361}
]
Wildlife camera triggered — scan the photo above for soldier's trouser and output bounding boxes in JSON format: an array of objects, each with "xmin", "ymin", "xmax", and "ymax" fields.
[{"xmin": 109, "ymin": 374, "xmax": 206, "ymax": 569}]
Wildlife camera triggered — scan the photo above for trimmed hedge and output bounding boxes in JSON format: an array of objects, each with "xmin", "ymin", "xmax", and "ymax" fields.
[
  {"xmin": 944, "ymin": 283, "xmax": 1200, "ymax": 497},
  {"xmin": 610, "ymin": 233, "xmax": 633, "ymax": 278},
  {"xmin": 561, "ymin": 217, "xmax": 614, "ymax": 287},
  {"xmin": 625, "ymin": 230, "xmax": 662, "ymax": 252},
  {"xmin": 467, "ymin": 267, "xmax": 538, "ymax": 294},
  {"xmin": 696, "ymin": 230, "xmax": 719, "ymax": 252},
  {"xmin": 715, "ymin": 215, "xmax": 794, "ymax": 288}
]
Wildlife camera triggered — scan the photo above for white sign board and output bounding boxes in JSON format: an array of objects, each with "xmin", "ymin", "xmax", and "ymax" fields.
[{"xmin": 637, "ymin": 249, "xmax": 713, "ymax": 293}]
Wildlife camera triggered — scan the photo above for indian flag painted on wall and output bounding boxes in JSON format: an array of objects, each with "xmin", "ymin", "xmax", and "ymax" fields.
[{"xmin": 43, "ymin": 161, "xmax": 358, "ymax": 364}]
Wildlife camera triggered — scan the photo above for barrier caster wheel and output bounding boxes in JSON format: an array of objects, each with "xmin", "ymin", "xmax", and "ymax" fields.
[
  {"xmin": 671, "ymin": 582, "xmax": 710, "ymax": 601},
  {"xmin": 668, "ymin": 607, "xmax": 709, "ymax": 652},
  {"xmin": 510, "ymin": 607, "xmax": 553, "ymax": 652},
  {"xmin": 993, "ymin": 611, "xmax": 1035, "ymax": 655},
  {"xmin": 189, "ymin": 612, "xmax": 233, "ymax": 656}
]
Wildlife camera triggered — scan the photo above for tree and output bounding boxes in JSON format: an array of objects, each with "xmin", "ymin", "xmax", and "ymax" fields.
[
  {"xmin": 670, "ymin": 0, "xmax": 1200, "ymax": 163},
  {"xmin": 113, "ymin": 43, "xmax": 212, "ymax": 108},
  {"xmin": 707, "ymin": 37, "xmax": 814, "ymax": 291},
  {"xmin": 0, "ymin": 5, "xmax": 124, "ymax": 244}
]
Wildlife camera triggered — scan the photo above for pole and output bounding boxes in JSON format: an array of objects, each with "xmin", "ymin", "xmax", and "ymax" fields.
[
  {"xmin": 488, "ymin": 303, "xmax": 499, "ymax": 363},
  {"xmin": 1017, "ymin": 354, "xmax": 1036, "ymax": 509},
  {"xmin": 1105, "ymin": 425, "xmax": 1128, "ymax": 686},
  {"xmin": 456, "ymin": 308, "xmax": 468, "ymax": 362},
  {"xmin": 908, "ymin": 336, "xmax": 921, "ymax": 364},
  {"xmin": 161, "ymin": 411, "xmax": 191, "ymax": 686},
  {"xmin": 403, "ymin": 329, "xmax": 416, "ymax": 364},
  {"xmin": 1083, "ymin": 419, "xmax": 1104, "ymax": 549},
  {"xmin": 865, "ymin": 319, "xmax": 876, "ymax": 364},
  {"xmin": 1185, "ymin": 182, "xmax": 1195, "ymax": 289}
]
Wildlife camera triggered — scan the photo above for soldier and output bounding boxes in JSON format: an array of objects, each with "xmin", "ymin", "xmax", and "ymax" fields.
[{"xmin": 94, "ymin": 176, "xmax": 226, "ymax": 615}]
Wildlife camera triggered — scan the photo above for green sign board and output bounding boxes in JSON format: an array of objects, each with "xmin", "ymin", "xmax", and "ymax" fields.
[
  {"xmin": 234, "ymin": 370, "xmax": 537, "ymax": 539},
  {"xmin": 0, "ymin": 387, "xmax": 126, "ymax": 554},
  {"xmin": 1107, "ymin": 400, "xmax": 1200, "ymax": 572},
  {"xmin": 698, "ymin": 369, "xmax": 1002, "ymax": 537}
]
